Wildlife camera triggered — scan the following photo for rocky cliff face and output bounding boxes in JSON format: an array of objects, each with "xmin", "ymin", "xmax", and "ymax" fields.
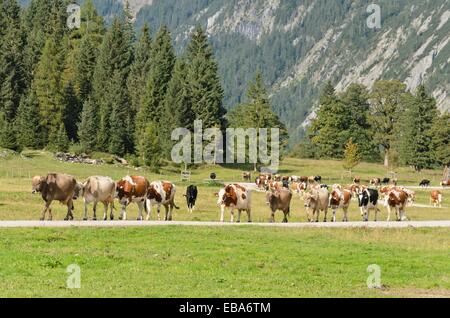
[{"xmin": 127, "ymin": 0, "xmax": 450, "ymax": 143}]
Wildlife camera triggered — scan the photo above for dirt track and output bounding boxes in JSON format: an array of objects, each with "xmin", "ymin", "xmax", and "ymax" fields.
[{"xmin": 0, "ymin": 220, "xmax": 449, "ymax": 228}]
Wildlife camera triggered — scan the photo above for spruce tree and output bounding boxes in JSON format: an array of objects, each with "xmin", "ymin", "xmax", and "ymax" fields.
[
  {"xmin": 185, "ymin": 26, "xmax": 226, "ymax": 129},
  {"xmin": 15, "ymin": 89, "xmax": 41, "ymax": 149},
  {"xmin": 397, "ymin": 85, "xmax": 438, "ymax": 171},
  {"xmin": 0, "ymin": 111, "xmax": 20, "ymax": 151},
  {"xmin": 430, "ymin": 113, "xmax": 450, "ymax": 168},
  {"xmin": 138, "ymin": 122, "xmax": 161, "ymax": 169},
  {"xmin": 78, "ymin": 98, "xmax": 98, "ymax": 153},
  {"xmin": 62, "ymin": 82, "xmax": 81, "ymax": 141},
  {"xmin": 138, "ymin": 25, "xmax": 175, "ymax": 131},
  {"xmin": 33, "ymin": 37, "xmax": 64, "ymax": 145},
  {"xmin": 0, "ymin": 0, "xmax": 26, "ymax": 120}
]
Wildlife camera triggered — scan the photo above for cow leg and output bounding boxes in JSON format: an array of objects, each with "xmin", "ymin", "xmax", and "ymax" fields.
[
  {"xmin": 145, "ymin": 200, "xmax": 151, "ymax": 221},
  {"xmin": 323, "ymin": 208, "xmax": 328, "ymax": 222},
  {"xmin": 119, "ymin": 202, "xmax": 127, "ymax": 220},
  {"xmin": 342, "ymin": 207, "xmax": 348, "ymax": 222},
  {"xmin": 64, "ymin": 199, "xmax": 74, "ymax": 221},
  {"xmin": 109, "ymin": 201, "xmax": 114, "ymax": 220},
  {"xmin": 237, "ymin": 210, "xmax": 241, "ymax": 223},
  {"xmin": 315, "ymin": 209, "xmax": 320, "ymax": 223},
  {"xmin": 83, "ymin": 200, "xmax": 89, "ymax": 221},
  {"xmin": 102, "ymin": 202, "xmax": 108, "ymax": 221},
  {"xmin": 157, "ymin": 206, "xmax": 161, "ymax": 221},
  {"xmin": 386, "ymin": 206, "xmax": 391, "ymax": 222},
  {"xmin": 332, "ymin": 208, "xmax": 336, "ymax": 222},
  {"xmin": 220, "ymin": 206, "xmax": 225, "ymax": 222},
  {"xmin": 282, "ymin": 210, "xmax": 288, "ymax": 223},
  {"xmin": 137, "ymin": 201, "xmax": 144, "ymax": 221},
  {"xmin": 48, "ymin": 208, "xmax": 53, "ymax": 221},
  {"xmin": 247, "ymin": 209, "xmax": 252, "ymax": 223},
  {"xmin": 93, "ymin": 202, "xmax": 97, "ymax": 221},
  {"xmin": 40, "ymin": 201, "xmax": 50, "ymax": 221},
  {"xmin": 230, "ymin": 208, "xmax": 235, "ymax": 223},
  {"xmin": 270, "ymin": 210, "xmax": 275, "ymax": 223},
  {"xmin": 395, "ymin": 206, "xmax": 400, "ymax": 221}
]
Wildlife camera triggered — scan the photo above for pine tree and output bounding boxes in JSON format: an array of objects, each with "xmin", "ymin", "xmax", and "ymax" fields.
[
  {"xmin": 308, "ymin": 81, "xmax": 347, "ymax": 158},
  {"xmin": 138, "ymin": 122, "xmax": 161, "ymax": 169},
  {"xmin": 62, "ymin": 82, "xmax": 81, "ymax": 141},
  {"xmin": 75, "ymin": 36, "xmax": 98, "ymax": 103},
  {"xmin": 343, "ymin": 139, "xmax": 361, "ymax": 173},
  {"xmin": 160, "ymin": 58, "xmax": 194, "ymax": 157},
  {"xmin": 0, "ymin": 0, "xmax": 26, "ymax": 121},
  {"xmin": 227, "ymin": 72, "xmax": 288, "ymax": 170},
  {"xmin": 397, "ymin": 85, "xmax": 438, "ymax": 171},
  {"xmin": 137, "ymin": 25, "xmax": 175, "ymax": 131},
  {"xmin": 92, "ymin": 17, "xmax": 133, "ymax": 151},
  {"xmin": 15, "ymin": 89, "xmax": 41, "ymax": 149},
  {"xmin": 0, "ymin": 111, "xmax": 20, "ymax": 151},
  {"xmin": 33, "ymin": 37, "xmax": 64, "ymax": 145},
  {"xmin": 78, "ymin": 98, "xmax": 98, "ymax": 152},
  {"xmin": 185, "ymin": 26, "xmax": 226, "ymax": 129},
  {"xmin": 108, "ymin": 71, "xmax": 130, "ymax": 156},
  {"xmin": 50, "ymin": 123, "xmax": 69, "ymax": 152},
  {"xmin": 430, "ymin": 113, "xmax": 450, "ymax": 168}
]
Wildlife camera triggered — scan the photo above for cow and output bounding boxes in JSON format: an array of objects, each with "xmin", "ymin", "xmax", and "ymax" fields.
[
  {"xmin": 116, "ymin": 176, "xmax": 149, "ymax": 221},
  {"xmin": 381, "ymin": 178, "xmax": 390, "ymax": 185},
  {"xmin": 75, "ymin": 176, "xmax": 116, "ymax": 221},
  {"xmin": 299, "ymin": 176, "xmax": 309, "ymax": 183},
  {"xmin": 329, "ymin": 187, "xmax": 352, "ymax": 222},
  {"xmin": 430, "ymin": 190, "xmax": 443, "ymax": 208},
  {"xmin": 370, "ymin": 178, "xmax": 381, "ymax": 187},
  {"xmin": 266, "ymin": 180, "xmax": 282, "ymax": 192},
  {"xmin": 242, "ymin": 172, "xmax": 251, "ymax": 181},
  {"xmin": 419, "ymin": 179, "xmax": 431, "ymax": 187},
  {"xmin": 255, "ymin": 174, "xmax": 270, "ymax": 189},
  {"xmin": 282, "ymin": 178, "xmax": 290, "ymax": 189},
  {"xmin": 303, "ymin": 188, "xmax": 329, "ymax": 222},
  {"xmin": 290, "ymin": 181, "xmax": 307, "ymax": 196},
  {"xmin": 353, "ymin": 176, "xmax": 361, "ymax": 184},
  {"xmin": 265, "ymin": 189, "xmax": 292, "ymax": 223},
  {"xmin": 146, "ymin": 181, "xmax": 179, "ymax": 221},
  {"xmin": 216, "ymin": 184, "xmax": 251, "ymax": 222},
  {"xmin": 385, "ymin": 188, "xmax": 409, "ymax": 221},
  {"xmin": 441, "ymin": 180, "xmax": 450, "ymax": 187},
  {"xmin": 31, "ymin": 173, "xmax": 77, "ymax": 221},
  {"xmin": 357, "ymin": 188, "xmax": 381, "ymax": 222},
  {"xmin": 184, "ymin": 185, "xmax": 198, "ymax": 213}
]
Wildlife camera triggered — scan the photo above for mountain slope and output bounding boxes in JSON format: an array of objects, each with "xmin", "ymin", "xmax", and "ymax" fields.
[{"xmin": 130, "ymin": 0, "xmax": 450, "ymax": 145}]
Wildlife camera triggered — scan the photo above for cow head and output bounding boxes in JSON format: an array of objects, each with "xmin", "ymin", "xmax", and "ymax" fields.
[
  {"xmin": 303, "ymin": 191, "xmax": 318, "ymax": 208},
  {"xmin": 357, "ymin": 189, "xmax": 369, "ymax": 207},
  {"xmin": 73, "ymin": 182, "xmax": 85, "ymax": 199},
  {"xmin": 217, "ymin": 185, "xmax": 237, "ymax": 206},
  {"xmin": 31, "ymin": 176, "xmax": 45, "ymax": 194},
  {"xmin": 116, "ymin": 179, "xmax": 133, "ymax": 201}
]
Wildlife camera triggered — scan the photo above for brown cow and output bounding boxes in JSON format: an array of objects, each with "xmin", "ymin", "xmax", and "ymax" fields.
[
  {"xmin": 265, "ymin": 189, "xmax": 292, "ymax": 223},
  {"xmin": 441, "ymin": 180, "xmax": 450, "ymax": 187},
  {"xmin": 430, "ymin": 190, "xmax": 443, "ymax": 208},
  {"xmin": 116, "ymin": 176, "xmax": 150, "ymax": 220},
  {"xmin": 31, "ymin": 173, "xmax": 77, "ymax": 221},
  {"xmin": 385, "ymin": 188, "xmax": 409, "ymax": 221},
  {"xmin": 146, "ymin": 181, "xmax": 179, "ymax": 221},
  {"xmin": 329, "ymin": 186, "xmax": 352, "ymax": 222},
  {"xmin": 216, "ymin": 184, "xmax": 251, "ymax": 222},
  {"xmin": 242, "ymin": 172, "xmax": 251, "ymax": 181},
  {"xmin": 303, "ymin": 188, "xmax": 329, "ymax": 222}
]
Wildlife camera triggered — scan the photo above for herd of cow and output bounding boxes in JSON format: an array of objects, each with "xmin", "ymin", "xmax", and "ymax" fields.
[{"xmin": 30, "ymin": 172, "xmax": 447, "ymax": 222}]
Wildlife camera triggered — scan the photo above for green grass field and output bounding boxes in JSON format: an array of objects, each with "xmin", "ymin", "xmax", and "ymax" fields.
[
  {"xmin": 0, "ymin": 226, "xmax": 448, "ymax": 297},
  {"xmin": 0, "ymin": 150, "xmax": 449, "ymax": 298}
]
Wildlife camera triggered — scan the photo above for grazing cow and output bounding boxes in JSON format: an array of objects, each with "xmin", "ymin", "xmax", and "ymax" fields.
[
  {"xmin": 353, "ymin": 176, "xmax": 361, "ymax": 184},
  {"xmin": 357, "ymin": 188, "xmax": 381, "ymax": 221},
  {"xmin": 265, "ymin": 189, "xmax": 292, "ymax": 223},
  {"xmin": 242, "ymin": 172, "xmax": 251, "ymax": 181},
  {"xmin": 31, "ymin": 173, "xmax": 77, "ymax": 221},
  {"xmin": 370, "ymin": 178, "xmax": 381, "ymax": 187},
  {"xmin": 184, "ymin": 185, "xmax": 198, "ymax": 213},
  {"xmin": 216, "ymin": 184, "xmax": 251, "ymax": 222},
  {"xmin": 430, "ymin": 190, "xmax": 442, "ymax": 208},
  {"xmin": 146, "ymin": 181, "xmax": 179, "ymax": 221},
  {"xmin": 385, "ymin": 188, "xmax": 409, "ymax": 221},
  {"xmin": 381, "ymin": 178, "xmax": 390, "ymax": 185},
  {"xmin": 441, "ymin": 180, "xmax": 450, "ymax": 187},
  {"xmin": 419, "ymin": 179, "xmax": 431, "ymax": 187},
  {"xmin": 116, "ymin": 176, "xmax": 150, "ymax": 220},
  {"xmin": 303, "ymin": 188, "xmax": 330, "ymax": 222},
  {"xmin": 75, "ymin": 176, "xmax": 115, "ymax": 221},
  {"xmin": 329, "ymin": 187, "xmax": 352, "ymax": 222}
]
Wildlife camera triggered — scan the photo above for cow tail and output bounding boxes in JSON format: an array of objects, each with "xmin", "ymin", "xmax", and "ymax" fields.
[{"xmin": 173, "ymin": 201, "xmax": 180, "ymax": 210}]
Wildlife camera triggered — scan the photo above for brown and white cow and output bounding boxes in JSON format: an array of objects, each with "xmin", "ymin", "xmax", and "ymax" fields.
[
  {"xmin": 116, "ymin": 176, "xmax": 150, "ymax": 220},
  {"xmin": 216, "ymin": 184, "xmax": 251, "ymax": 222},
  {"xmin": 385, "ymin": 188, "xmax": 409, "ymax": 221},
  {"xmin": 146, "ymin": 181, "xmax": 179, "ymax": 221},
  {"xmin": 329, "ymin": 186, "xmax": 352, "ymax": 222},
  {"xmin": 266, "ymin": 180, "xmax": 283, "ymax": 192},
  {"xmin": 32, "ymin": 173, "xmax": 77, "ymax": 221},
  {"xmin": 441, "ymin": 180, "xmax": 450, "ymax": 187},
  {"xmin": 290, "ymin": 181, "xmax": 307, "ymax": 197},
  {"xmin": 370, "ymin": 178, "xmax": 381, "ymax": 187},
  {"xmin": 303, "ymin": 188, "xmax": 330, "ymax": 222},
  {"xmin": 75, "ymin": 176, "xmax": 116, "ymax": 221},
  {"xmin": 430, "ymin": 190, "xmax": 443, "ymax": 208},
  {"xmin": 265, "ymin": 189, "xmax": 292, "ymax": 223}
]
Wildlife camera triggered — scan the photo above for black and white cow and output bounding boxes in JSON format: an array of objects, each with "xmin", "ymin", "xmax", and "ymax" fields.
[
  {"xmin": 357, "ymin": 188, "xmax": 381, "ymax": 222},
  {"xmin": 184, "ymin": 185, "xmax": 198, "ymax": 214}
]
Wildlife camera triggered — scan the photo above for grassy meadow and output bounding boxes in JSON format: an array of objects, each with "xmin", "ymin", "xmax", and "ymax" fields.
[
  {"xmin": 0, "ymin": 150, "xmax": 449, "ymax": 298},
  {"xmin": 0, "ymin": 150, "xmax": 448, "ymax": 222}
]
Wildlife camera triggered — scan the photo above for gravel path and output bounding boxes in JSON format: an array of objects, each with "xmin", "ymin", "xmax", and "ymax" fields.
[{"xmin": 0, "ymin": 220, "xmax": 449, "ymax": 228}]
